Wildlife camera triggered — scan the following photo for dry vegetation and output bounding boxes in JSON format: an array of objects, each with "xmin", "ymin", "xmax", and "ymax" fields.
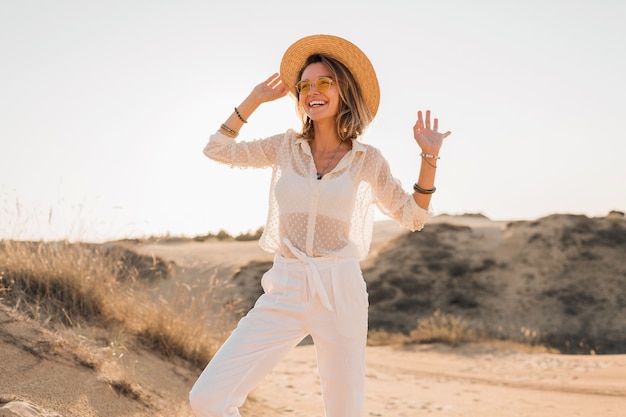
[
  {"xmin": 0, "ymin": 240, "xmax": 233, "ymax": 370},
  {"xmin": 123, "ymin": 227, "xmax": 265, "ymax": 244}
]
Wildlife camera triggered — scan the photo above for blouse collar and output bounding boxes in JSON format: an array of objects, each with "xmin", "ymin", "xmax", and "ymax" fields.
[{"xmin": 291, "ymin": 129, "xmax": 367, "ymax": 155}]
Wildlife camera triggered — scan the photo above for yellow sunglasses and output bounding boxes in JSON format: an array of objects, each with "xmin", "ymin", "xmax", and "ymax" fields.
[{"xmin": 295, "ymin": 76, "xmax": 333, "ymax": 95}]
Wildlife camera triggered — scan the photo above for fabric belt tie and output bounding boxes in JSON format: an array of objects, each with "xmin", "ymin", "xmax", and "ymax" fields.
[{"xmin": 282, "ymin": 238, "xmax": 334, "ymax": 312}]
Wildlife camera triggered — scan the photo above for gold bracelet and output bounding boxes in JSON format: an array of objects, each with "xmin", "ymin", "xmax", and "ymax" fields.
[{"xmin": 220, "ymin": 123, "xmax": 238, "ymax": 138}]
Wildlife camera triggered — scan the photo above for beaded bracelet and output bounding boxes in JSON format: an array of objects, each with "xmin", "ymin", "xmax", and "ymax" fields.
[
  {"xmin": 420, "ymin": 153, "xmax": 440, "ymax": 159},
  {"xmin": 220, "ymin": 123, "xmax": 238, "ymax": 138},
  {"xmin": 234, "ymin": 107, "xmax": 248, "ymax": 123},
  {"xmin": 413, "ymin": 183, "xmax": 437, "ymax": 194}
]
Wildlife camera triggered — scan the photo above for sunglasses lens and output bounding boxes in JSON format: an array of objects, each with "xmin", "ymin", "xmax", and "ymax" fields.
[
  {"xmin": 296, "ymin": 81, "xmax": 311, "ymax": 95},
  {"xmin": 296, "ymin": 77, "xmax": 332, "ymax": 95},
  {"xmin": 316, "ymin": 78, "xmax": 332, "ymax": 92}
]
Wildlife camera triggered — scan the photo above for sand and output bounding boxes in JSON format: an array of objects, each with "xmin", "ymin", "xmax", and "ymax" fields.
[{"xmin": 253, "ymin": 342, "xmax": 626, "ymax": 417}]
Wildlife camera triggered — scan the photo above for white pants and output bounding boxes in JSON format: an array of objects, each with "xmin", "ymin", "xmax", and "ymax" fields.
[{"xmin": 189, "ymin": 251, "xmax": 369, "ymax": 417}]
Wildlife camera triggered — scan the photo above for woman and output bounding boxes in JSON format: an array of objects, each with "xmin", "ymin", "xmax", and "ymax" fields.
[{"xmin": 189, "ymin": 34, "xmax": 451, "ymax": 417}]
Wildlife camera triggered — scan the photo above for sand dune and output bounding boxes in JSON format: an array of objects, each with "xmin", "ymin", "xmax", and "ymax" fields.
[
  {"xmin": 364, "ymin": 213, "xmax": 626, "ymax": 353},
  {"xmin": 1, "ymin": 213, "xmax": 625, "ymax": 416}
]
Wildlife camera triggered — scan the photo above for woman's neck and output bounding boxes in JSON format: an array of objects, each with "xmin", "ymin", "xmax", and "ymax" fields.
[{"xmin": 311, "ymin": 120, "xmax": 341, "ymax": 152}]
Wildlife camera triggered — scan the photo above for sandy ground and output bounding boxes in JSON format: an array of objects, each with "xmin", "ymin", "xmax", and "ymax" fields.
[
  {"xmin": 253, "ymin": 342, "xmax": 626, "ymax": 417},
  {"xmin": 2, "ymin": 214, "xmax": 626, "ymax": 416},
  {"xmin": 3, "ymin": 310, "xmax": 626, "ymax": 417}
]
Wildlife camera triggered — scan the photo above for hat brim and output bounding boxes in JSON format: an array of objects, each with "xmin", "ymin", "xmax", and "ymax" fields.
[{"xmin": 279, "ymin": 34, "xmax": 380, "ymax": 119}]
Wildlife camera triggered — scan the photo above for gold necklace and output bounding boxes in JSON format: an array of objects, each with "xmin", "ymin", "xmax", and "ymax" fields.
[{"xmin": 316, "ymin": 140, "xmax": 343, "ymax": 180}]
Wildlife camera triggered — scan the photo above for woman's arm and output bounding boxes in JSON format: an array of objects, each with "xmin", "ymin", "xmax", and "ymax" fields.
[
  {"xmin": 218, "ymin": 73, "xmax": 288, "ymax": 139},
  {"xmin": 411, "ymin": 110, "xmax": 452, "ymax": 210}
]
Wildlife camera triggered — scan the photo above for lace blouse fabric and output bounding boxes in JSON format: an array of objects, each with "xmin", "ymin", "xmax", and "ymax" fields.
[{"xmin": 204, "ymin": 129, "xmax": 432, "ymax": 260}]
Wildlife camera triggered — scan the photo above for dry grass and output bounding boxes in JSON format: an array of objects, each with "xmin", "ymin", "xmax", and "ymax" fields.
[
  {"xmin": 0, "ymin": 240, "xmax": 118, "ymax": 326},
  {"xmin": 368, "ymin": 309, "xmax": 557, "ymax": 349},
  {"xmin": 367, "ymin": 309, "xmax": 481, "ymax": 347},
  {"xmin": 0, "ymin": 239, "xmax": 229, "ymax": 369},
  {"xmin": 406, "ymin": 309, "xmax": 480, "ymax": 346}
]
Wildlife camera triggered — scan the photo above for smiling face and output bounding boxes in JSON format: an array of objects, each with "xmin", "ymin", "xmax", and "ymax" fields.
[
  {"xmin": 295, "ymin": 54, "xmax": 371, "ymax": 141},
  {"xmin": 298, "ymin": 62, "xmax": 340, "ymax": 124}
]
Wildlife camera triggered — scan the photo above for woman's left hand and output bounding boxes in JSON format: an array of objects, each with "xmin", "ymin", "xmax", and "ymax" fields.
[{"xmin": 413, "ymin": 110, "xmax": 451, "ymax": 155}]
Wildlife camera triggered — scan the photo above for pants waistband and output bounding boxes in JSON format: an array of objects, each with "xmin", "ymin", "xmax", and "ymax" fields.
[{"xmin": 278, "ymin": 238, "xmax": 353, "ymax": 312}]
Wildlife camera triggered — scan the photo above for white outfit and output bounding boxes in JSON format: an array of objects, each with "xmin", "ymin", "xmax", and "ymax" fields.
[
  {"xmin": 189, "ymin": 130, "xmax": 431, "ymax": 416},
  {"xmin": 202, "ymin": 129, "xmax": 431, "ymax": 260}
]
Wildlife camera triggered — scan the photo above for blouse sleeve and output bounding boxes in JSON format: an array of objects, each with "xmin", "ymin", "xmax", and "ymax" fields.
[
  {"xmin": 369, "ymin": 147, "xmax": 433, "ymax": 232},
  {"xmin": 203, "ymin": 130, "xmax": 284, "ymax": 168}
]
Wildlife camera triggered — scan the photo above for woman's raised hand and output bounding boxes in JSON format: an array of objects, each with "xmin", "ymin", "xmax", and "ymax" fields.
[
  {"xmin": 253, "ymin": 73, "xmax": 289, "ymax": 103},
  {"xmin": 413, "ymin": 110, "xmax": 452, "ymax": 155}
]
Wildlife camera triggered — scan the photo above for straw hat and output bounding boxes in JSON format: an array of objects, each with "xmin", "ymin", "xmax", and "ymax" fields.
[{"xmin": 280, "ymin": 34, "xmax": 380, "ymax": 118}]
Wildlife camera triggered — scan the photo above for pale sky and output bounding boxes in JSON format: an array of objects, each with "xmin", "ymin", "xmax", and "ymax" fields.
[{"xmin": 1, "ymin": 0, "xmax": 625, "ymax": 242}]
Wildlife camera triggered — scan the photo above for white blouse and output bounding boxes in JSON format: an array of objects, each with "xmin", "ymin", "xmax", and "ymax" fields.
[{"xmin": 204, "ymin": 129, "xmax": 432, "ymax": 260}]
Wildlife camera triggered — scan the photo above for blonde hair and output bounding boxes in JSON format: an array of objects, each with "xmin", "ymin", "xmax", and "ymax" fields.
[{"xmin": 296, "ymin": 54, "xmax": 373, "ymax": 141}]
